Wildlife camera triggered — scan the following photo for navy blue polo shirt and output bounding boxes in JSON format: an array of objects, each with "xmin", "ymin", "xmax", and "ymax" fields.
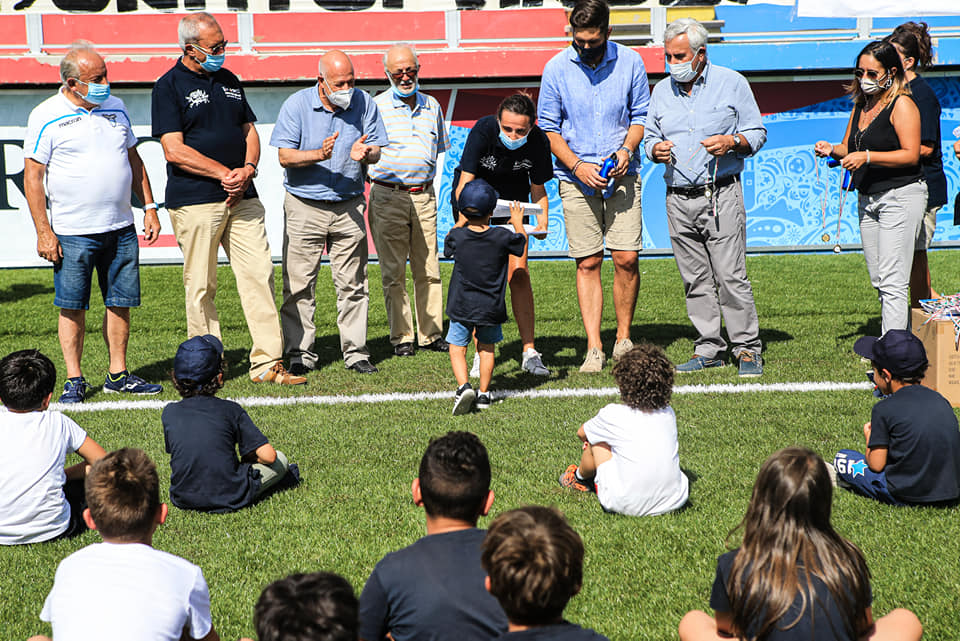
[{"xmin": 152, "ymin": 59, "xmax": 258, "ymax": 209}]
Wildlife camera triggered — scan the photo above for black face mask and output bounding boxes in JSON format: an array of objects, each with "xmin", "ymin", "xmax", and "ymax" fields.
[{"xmin": 572, "ymin": 39, "xmax": 605, "ymax": 64}]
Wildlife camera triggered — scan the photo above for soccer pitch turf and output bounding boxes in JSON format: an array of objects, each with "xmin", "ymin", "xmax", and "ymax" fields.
[{"xmin": 2, "ymin": 253, "xmax": 960, "ymax": 640}]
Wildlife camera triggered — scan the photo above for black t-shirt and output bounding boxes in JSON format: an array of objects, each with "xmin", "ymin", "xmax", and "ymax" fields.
[
  {"xmin": 868, "ymin": 384, "xmax": 960, "ymax": 503},
  {"xmin": 710, "ymin": 549, "xmax": 871, "ymax": 641},
  {"xmin": 494, "ymin": 622, "xmax": 609, "ymax": 641},
  {"xmin": 453, "ymin": 115, "xmax": 554, "ymax": 220},
  {"xmin": 151, "ymin": 60, "xmax": 258, "ymax": 209},
  {"xmin": 161, "ymin": 394, "xmax": 269, "ymax": 513},
  {"xmin": 908, "ymin": 76, "xmax": 947, "ymax": 209},
  {"xmin": 443, "ymin": 226, "xmax": 526, "ymax": 325},
  {"xmin": 850, "ymin": 95, "xmax": 922, "ymax": 195},
  {"xmin": 358, "ymin": 528, "xmax": 508, "ymax": 641}
]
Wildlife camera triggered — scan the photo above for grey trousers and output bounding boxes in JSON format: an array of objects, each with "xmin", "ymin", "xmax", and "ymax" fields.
[
  {"xmin": 858, "ymin": 180, "xmax": 927, "ymax": 334},
  {"xmin": 666, "ymin": 179, "xmax": 761, "ymax": 360},
  {"xmin": 253, "ymin": 450, "xmax": 290, "ymax": 497},
  {"xmin": 280, "ymin": 192, "xmax": 370, "ymax": 368}
]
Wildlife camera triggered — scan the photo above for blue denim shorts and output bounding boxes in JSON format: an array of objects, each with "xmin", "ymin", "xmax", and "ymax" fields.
[
  {"xmin": 446, "ymin": 320, "xmax": 503, "ymax": 347},
  {"xmin": 54, "ymin": 225, "xmax": 141, "ymax": 310}
]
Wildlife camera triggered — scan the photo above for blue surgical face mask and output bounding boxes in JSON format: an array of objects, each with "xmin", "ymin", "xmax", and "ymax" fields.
[
  {"xmin": 389, "ymin": 75, "xmax": 418, "ymax": 99},
  {"xmin": 499, "ymin": 129, "xmax": 528, "ymax": 151},
  {"xmin": 75, "ymin": 79, "xmax": 110, "ymax": 105},
  {"xmin": 199, "ymin": 53, "xmax": 225, "ymax": 73}
]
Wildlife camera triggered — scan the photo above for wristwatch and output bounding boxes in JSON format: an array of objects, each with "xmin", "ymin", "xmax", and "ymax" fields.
[
  {"xmin": 245, "ymin": 162, "xmax": 258, "ymax": 178},
  {"xmin": 731, "ymin": 134, "xmax": 742, "ymax": 150}
]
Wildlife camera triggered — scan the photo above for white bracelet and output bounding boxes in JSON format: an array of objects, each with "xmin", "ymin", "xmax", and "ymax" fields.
[
  {"xmin": 143, "ymin": 203, "xmax": 158, "ymax": 211},
  {"xmin": 865, "ymin": 150, "xmax": 870, "ymax": 165}
]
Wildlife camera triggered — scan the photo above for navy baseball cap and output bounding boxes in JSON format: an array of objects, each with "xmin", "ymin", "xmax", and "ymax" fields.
[
  {"xmin": 174, "ymin": 334, "xmax": 223, "ymax": 384},
  {"xmin": 458, "ymin": 179, "xmax": 497, "ymax": 217},
  {"xmin": 853, "ymin": 329, "xmax": 928, "ymax": 377}
]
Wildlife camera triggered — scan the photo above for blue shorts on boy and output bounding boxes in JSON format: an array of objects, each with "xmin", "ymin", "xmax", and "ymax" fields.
[
  {"xmin": 0, "ymin": 409, "xmax": 87, "ymax": 545},
  {"xmin": 162, "ymin": 395, "xmax": 270, "ymax": 513},
  {"xmin": 444, "ymin": 226, "xmax": 526, "ymax": 326},
  {"xmin": 446, "ymin": 321, "xmax": 503, "ymax": 347},
  {"xmin": 836, "ymin": 384, "xmax": 960, "ymax": 504},
  {"xmin": 41, "ymin": 541, "xmax": 213, "ymax": 641},
  {"xmin": 583, "ymin": 403, "xmax": 689, "ymax": 516},
  {"xmin": 358, "ymin": 528, "xmax": 508, "ymax": 641},
  {"xmin": 493, "ymin": 622, "xmax": 609, "ymax": 640},
  {"xmin": 710, "ymin": 548, "xmax": 871, "ymax": 641}
]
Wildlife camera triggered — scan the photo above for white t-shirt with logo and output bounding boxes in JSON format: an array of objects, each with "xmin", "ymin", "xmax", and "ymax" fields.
[
  {"xmin": 24, "ymin": 90, "xmax": 137, "ymax": 235},
  {"xmin": 584, "ymin": 403, "xmax": 689, "ymax": 516},
  {"xmin": 41, "ymin": 542, "xmax": 214, "ymax": 641},
  {"xmin": 0, "ymin": 408, "xmax": 87, "ymax": 545}
]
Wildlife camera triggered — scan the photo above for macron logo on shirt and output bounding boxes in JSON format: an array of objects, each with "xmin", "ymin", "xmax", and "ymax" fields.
[{"xmin": 58, "ymin": 116, "xmax": 81, "ymax": 128}]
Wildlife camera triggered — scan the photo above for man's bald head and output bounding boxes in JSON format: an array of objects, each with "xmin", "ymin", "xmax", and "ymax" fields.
[
  {"xmin": 319, "ymin": 50, "xmax": 354, "ymax": 79},
  {"xmin": 383, "ymin": 44, "xmax": 418, "ymax": 71},
  {"xmin": 178, "ymin": 12, "xmax": 223, "ymax": 50},
  {"xmin": 60, "ymin": 41, "xmax": 106, "ymax": 85}
]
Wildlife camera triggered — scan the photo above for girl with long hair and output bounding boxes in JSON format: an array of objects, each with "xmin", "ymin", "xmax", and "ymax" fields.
[
  {"xmin": 815, "ymin": 40, "xmax": 925, "ymax": 335},
  {"xmin": 679, "ymin": 447, "xmax": 922, "ymax": 641}
]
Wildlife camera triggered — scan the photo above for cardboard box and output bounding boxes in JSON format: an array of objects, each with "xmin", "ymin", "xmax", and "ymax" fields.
[{"xmin": 912, "ymin": 308, "xmax": 960, "ymax": 408}]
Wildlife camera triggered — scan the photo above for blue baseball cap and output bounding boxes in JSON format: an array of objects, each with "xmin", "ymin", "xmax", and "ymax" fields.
[
  {"xmin": 854, "ymin": 329, "xmax": 927, "ymax": 377},
  {"xmin": 458, "ymin": 179, "xmax": 497, "ymax": 217},
  {"xmin": 174, "ymin": 334, "xmax": 223, "ymax": 385}
]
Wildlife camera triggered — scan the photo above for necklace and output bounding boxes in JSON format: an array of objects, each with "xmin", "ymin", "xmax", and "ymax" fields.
[{"xmin": 854, "ymin": 97, "xmax": 889, "ymax": 151}]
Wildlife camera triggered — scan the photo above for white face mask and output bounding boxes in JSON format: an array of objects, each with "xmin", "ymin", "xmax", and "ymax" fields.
[
  {"xmin": 668, "ymin": 50, "xmax": 704, "ymax": 83},
  {"xmin": 859, "ymin": 74, "xmax": 889, "ymax": 95},
  {"xmin": 324, "ymin": 79, "xmax": 354, "ymax": 110}
]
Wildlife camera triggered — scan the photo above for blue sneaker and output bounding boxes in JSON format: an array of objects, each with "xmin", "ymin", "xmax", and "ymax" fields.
[
  {"xmin": 58, "ymin": 377, "xmax": 90, "ymax": 404},
  {"xmin": 103, "ymin": 371, "xmax": 163, "ymax": 395},
  {"xmin": 676, "ymin": 355, "xmax": 726, "ymax": 373},
  {"xmin": 737, "ymin": 352, "xmax": 763, "ymax": 378}
]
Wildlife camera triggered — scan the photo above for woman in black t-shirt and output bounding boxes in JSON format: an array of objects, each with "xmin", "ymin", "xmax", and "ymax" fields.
[
  {"xmin": 815, "ymin": 40, "xmax": 924, "ymax": 334},
  {"xmin": 453, "ymin": 93, "xmax": 554, "ymax": 376}
]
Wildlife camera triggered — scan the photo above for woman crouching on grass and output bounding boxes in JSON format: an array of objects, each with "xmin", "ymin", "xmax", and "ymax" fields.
[{"xmin": 679, "ymin": 447, "xmax": 922, "ymax": 641}]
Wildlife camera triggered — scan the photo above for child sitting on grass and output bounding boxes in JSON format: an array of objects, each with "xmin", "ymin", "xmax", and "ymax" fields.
[
  {"xmin": 0, "ymin": 349, "xmax": 105, "ymax": 545},
  {"xmin": 835, "ymin": 330, "xmax": 960, "ymax": 506},
  {"xmin": 32, "ymin": 448, "xmax": 218, "ymax": 641},
  {"xmin": 481, "ymin": 505, "xmax": 609, "ymax": 640},
  {"xmin": 679, "ymin": 447, "xmax": 922, "ymax": 641},
  {"xmin": 559, "ymin": 343, "xmax": 689, "ymax": 516},
  {"xmin": 241, "ymin": 572, "xmax": 359, "ymax": 641},
  {"xmin": 444, "ymin": 178, "xmax": 527, "ymax": 414},
  {"xmin": 162, "ymin": 334, "xmax": 297, "ymax": 513}
]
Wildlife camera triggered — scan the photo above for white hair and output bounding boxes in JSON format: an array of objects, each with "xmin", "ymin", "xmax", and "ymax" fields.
[
  {"xmin": 664, "ymin": 18, "xmax": 709, "ymax": 53},
  {"xmin": 382, "ymin": 43, "xmax": 418, "ymax": 70},
  {"xmin": 60, "ymin": 40, "xmax": 98, "ymax": 84},
  {"xmin": 178, "ymin": 12, "xmax": 219, "ymax": 50}
]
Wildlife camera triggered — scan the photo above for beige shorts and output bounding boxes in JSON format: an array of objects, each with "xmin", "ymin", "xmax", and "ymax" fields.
[
  {"xmin": 559, "ymin": 175, "xmax": 643, "ymax": 258},
  {"xmin": 915, "ymin": 204, "xmax": 940, "ymax": 250}
]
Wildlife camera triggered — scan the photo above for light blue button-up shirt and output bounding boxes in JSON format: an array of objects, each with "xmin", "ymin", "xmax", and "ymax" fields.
[
  {"xmin": 271, "ymin": 84, "xmax": 388, "ymax": 201},
  {"xmin": 538, "ymin": 41, "xmax": 650, "ymax": 183},
  {"xmin": 643, "ymin": 61, "xmax": 766, "ymax": 188}
]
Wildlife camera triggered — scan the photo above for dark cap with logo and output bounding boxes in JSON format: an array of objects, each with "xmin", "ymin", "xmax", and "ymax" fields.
[
  {"xmin": 853, "ymin": 329, "xmax": 928, "ymax": 378},
  {"xmin": 173, "ymin": 334, "xmax": 223, "ymax": 385},
  {"xmin": 458, "ymin": 178, "xmax": 498, "ymax": 218}
]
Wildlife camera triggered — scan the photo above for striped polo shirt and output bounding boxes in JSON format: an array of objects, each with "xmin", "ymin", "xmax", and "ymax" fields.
[{"xmin": 367, "ymin": 90, "xmax": 449, "ymax": 186}]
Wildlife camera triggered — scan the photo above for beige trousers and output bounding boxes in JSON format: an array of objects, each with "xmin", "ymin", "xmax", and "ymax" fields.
[
  {"xmin": 280, "ymin": 192, "xmax": 370, "ymax": 368},
  {"xmin": 167, "ymin": 198, "xmax": 283, "ymax": 378},
  {"xmin": 368, "ymin": 183, "xmax": 444, "ymax": 346}
]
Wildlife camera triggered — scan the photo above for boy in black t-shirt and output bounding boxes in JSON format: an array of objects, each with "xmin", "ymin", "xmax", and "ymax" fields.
[
  {"xmin": 443, "ymin": 179, "xmax": 526, "ymax": 415},
  {"xmin": 162, "ymin": 335, "xmax": 298, "ymax": 513},
  {"xmin": 481, "ymin": 506, "xmax": 609, "ymax": 641},
  {"xmin": 834, "ymin": 329, "xmax": 960, "ymax": 506}
]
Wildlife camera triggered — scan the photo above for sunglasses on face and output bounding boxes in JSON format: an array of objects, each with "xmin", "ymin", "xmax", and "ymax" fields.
[
  {"xmin": 193, "ymin": 41, "xmax": 229, "ymax": 56},
  {"xmin": 389, "ymin": 66, "xmax": 419, "ymax": 80},
  {"xmin": 853, "ymin": 68, "xmax": 884, "ymax": 80}
]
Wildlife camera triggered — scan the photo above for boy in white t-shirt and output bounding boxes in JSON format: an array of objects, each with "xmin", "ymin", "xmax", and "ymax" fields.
[
  {"xmin": 31, "ymin": 448, "xmax": 219, "ymax": 641},
  {"xmin": 559, "ymin": 343, "xmax": 689, "ymax": 516},
  {"xmin": 0, "ymin": 349, "xmax": 105, "ymax": 545}
]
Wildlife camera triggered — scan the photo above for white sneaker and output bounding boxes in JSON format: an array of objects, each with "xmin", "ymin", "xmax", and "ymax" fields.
[
  {"xmin": 470, "ymin": 351, "xmax": 481, "ymax": 378},
  {"xmin": 522, "ymin": 348, "xmax": 550, "ymax": 376},
  {"xmin": 611, "ymin": 338, "xmax": 634, "ymax": 362},
  {"xmin": 579, "ymin": 347, "xmax": 606, "ymax": 373}
]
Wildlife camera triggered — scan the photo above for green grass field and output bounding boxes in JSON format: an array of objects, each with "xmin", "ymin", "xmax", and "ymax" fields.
[{"xmin": 2, "ymin": 252, "xmax": 960, "ymax": 640}]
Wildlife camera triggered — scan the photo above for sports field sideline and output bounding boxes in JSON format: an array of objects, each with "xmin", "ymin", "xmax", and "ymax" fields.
[{"xmin": 2, "ymin": 254, "xmax": 960, "ymax": 640}]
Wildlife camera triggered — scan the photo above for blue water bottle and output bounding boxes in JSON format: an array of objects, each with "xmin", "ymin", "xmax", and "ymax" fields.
[{"xmin": 599, "ymin": 154, "xmax": 617, "ymax": 199}]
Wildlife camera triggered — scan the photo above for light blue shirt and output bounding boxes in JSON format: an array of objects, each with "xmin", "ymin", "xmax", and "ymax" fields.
[
  {"xmin": 538, "ymin": 41, "xmax": 650, "ymax": 183},
  {"xmin": 270, "ymin": 84, "xmax": 388, "ymax": 201},
  {"xmin": 643, "ymin": 62, "xmax": 766, "ymax": 188},
  {"xmin": 367, "ymin": 90, "xmax": 449, "ymax": 185}
]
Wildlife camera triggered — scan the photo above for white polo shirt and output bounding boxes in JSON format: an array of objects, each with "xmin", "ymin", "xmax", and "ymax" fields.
[{"xmin": 24, "ymin": 89, "xmax": 137, "ymax": 236}]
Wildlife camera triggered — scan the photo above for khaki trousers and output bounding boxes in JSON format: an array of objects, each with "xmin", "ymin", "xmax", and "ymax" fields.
[
  {"xmin": 167, "ymin": 198, "xmax": 282, "ymax": 378},
  {"xmin": 368, "ymin": 183, "xmax": 444, "ymax": 346},
  {"xmin": 280, "ymin": 192, "xmax": 370, "ymax": 368}
]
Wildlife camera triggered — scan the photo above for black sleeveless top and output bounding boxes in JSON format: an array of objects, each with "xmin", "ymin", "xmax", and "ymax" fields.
[{"xmin": 850, "ymin": 95, "xmax": 922, "ymax": 195}]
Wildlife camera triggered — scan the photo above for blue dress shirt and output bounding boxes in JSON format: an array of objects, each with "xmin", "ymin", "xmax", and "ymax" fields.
[
  {"xmin": 643, "ymin": 62, "xmax": 766, "ymax": 188},
  {"xmin": 538, "ymin": 41, "xmax": 650, "ymax": 183}
]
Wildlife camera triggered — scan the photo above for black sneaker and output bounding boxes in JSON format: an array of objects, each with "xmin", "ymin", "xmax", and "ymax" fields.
[
  {"xmin": 422, "ymin": 337, "xmax": 449, "ymax": 353},
  {"xmin": 475, "ymin": 392, "xmax": 492, "ymax": 410},
  {"xmin": 452, "ymin": 383, "xmax": 476, "ymax": 415}
]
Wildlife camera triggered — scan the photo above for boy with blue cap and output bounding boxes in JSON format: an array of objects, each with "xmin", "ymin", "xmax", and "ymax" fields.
[
  {"xmin": 834, "ymin": 329, "xmax": 960, "ymax": 505},
  {"xmin": 444, "ymin": 179, "xmax": 527, "ymax": 415},
  {"xmin": 161, "ymin": 335, "xmax": 297, "ymax": 512}
]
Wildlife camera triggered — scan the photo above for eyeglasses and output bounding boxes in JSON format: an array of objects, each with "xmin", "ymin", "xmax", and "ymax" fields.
[
  {"xmin": 853, "ymin": 68, "xmax": 883, "ymax": 80},
  {"xmin": 193, "ymin": 40, "xmax": 229, "ymax": 56},
  {"xmin": 389, "ymin": 66, "xmax": 419, "ymax": 80}
]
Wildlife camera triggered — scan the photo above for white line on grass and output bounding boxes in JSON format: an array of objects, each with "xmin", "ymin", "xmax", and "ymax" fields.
[{"xmin": 51, "ymin": 380, "xmax": 874, "ymax": 413}]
